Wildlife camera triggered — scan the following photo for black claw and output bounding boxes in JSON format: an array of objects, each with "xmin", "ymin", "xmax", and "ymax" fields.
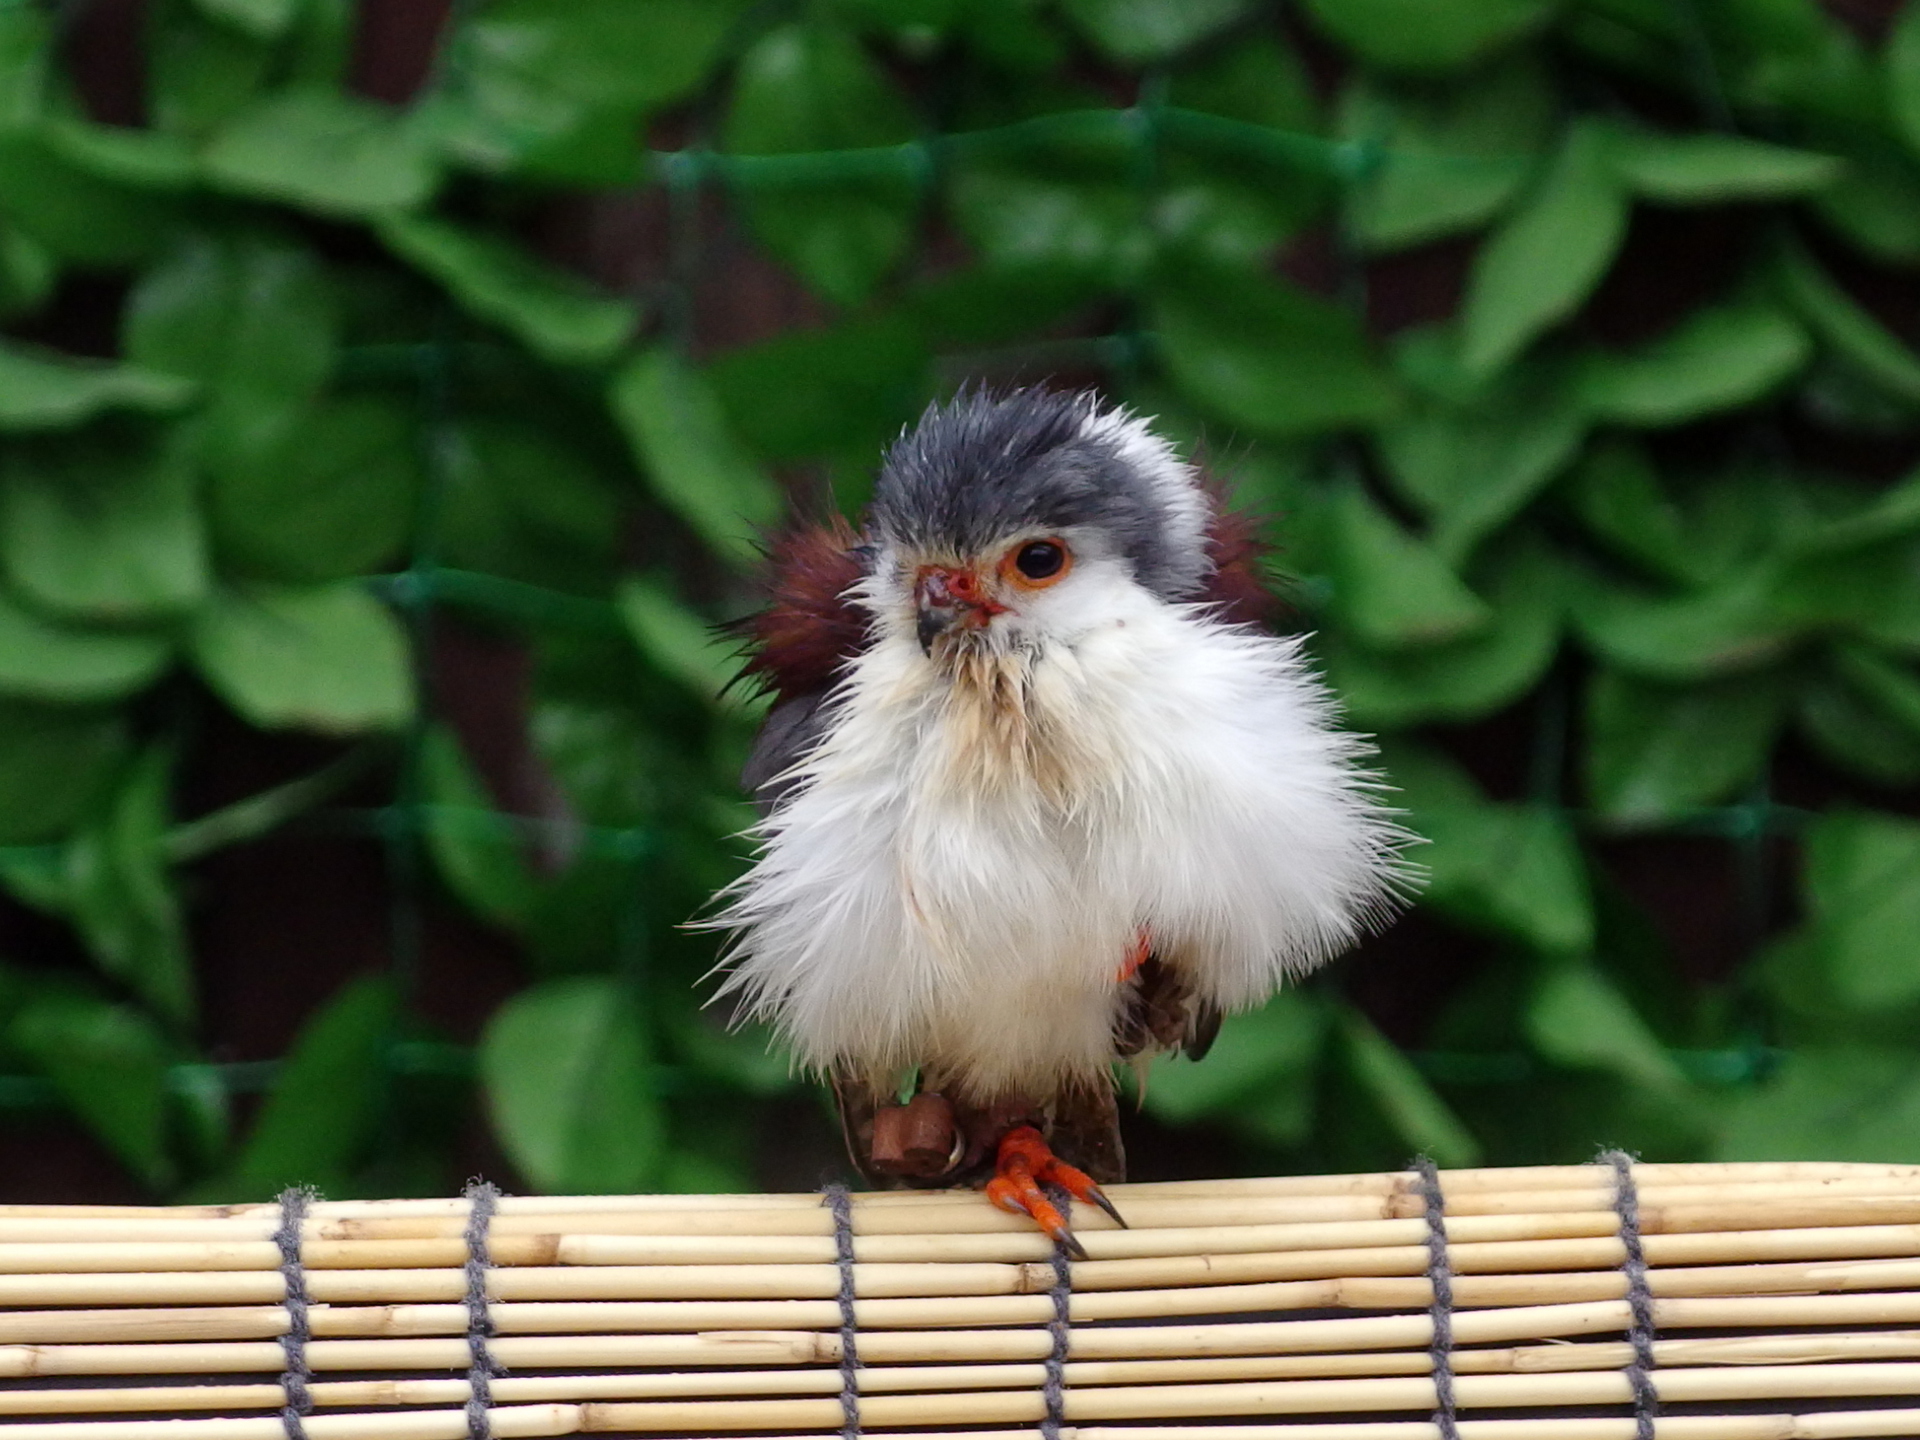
[
  {"xmin": 1085, "ymin": 1187, "xmax": 1129, "ymax": 1230},
  {"xmin": 1057, "ymin": 1230, "xmax": 1090, "ymax": 1262}
]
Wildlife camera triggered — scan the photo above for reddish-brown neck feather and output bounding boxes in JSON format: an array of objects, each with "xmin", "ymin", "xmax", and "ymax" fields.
[
  {"xmin": 737, "ymin": 496, "xmax": 1279, "ymax": 700},
  {"xmin": 738, "ymin": 520, "xmax": 868, "ymax": 701},
  {"xmin": 1198, "ymin": 499, "xmax": 1281, "ymax": 629}
]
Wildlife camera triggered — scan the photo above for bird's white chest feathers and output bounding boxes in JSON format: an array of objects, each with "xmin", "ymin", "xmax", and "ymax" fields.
[{"xmin": 712, "ymin": 593, "xmax": 1401, "ymax": 1103}]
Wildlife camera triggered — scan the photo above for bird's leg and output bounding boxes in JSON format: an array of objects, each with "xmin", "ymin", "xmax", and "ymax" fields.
[
  {"xmin": 869, "ymin": 1091, "xmax": 958, "ymax": 1180},
  {"xmin": 984, "ymin": 1124, "xmax": 1127, "ymax": 1259}
]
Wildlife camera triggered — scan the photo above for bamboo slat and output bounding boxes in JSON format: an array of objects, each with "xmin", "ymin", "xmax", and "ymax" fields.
[
  {"xmin": 20, "ymin": 1330, "xmax": 1920, "ymax": 1417},
  {"xmin": 9, "ymin": 1163, "xmax": 1920, "ymax": 1435}
]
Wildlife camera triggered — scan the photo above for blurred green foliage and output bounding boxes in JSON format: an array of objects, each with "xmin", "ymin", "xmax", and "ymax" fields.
[{"xmin": 3, "ymin": 0, "xmax": 1920, "ymax": 1198}]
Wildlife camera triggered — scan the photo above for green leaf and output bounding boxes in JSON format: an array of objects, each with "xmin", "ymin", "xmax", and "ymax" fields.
[
  {"xmin": 1584, "ymin": 668, "xmax": 1784, "ymax": 828},
  {"xmin": 148, "ymin": 0, "xmax": 274, "ymax": 137},
  {"xmin": 40, "ymin": 133, "xmax": 190, "ymax": 207},
  {"xmin": 1798, "ymin": 653, "xmax": 1920, "ymax": 786},
  {"xmin": 1153, "ymin": 39, "xmax": 1328, "ymax": 265},
  {"xmin": 1830, "ymin": 642, "xmax": 1920, "ymax": 734},
  {"xmin": 1337, "ymin": 1006, "xmax": 1479, "ymax": 1168},
  {"xmin": 608, "ymin": 347, "xmax": 781, "ymax": 564},
  {"xmin": 1767, "ymin": 539, "xmax": 1920, "ymax": 653},
  {"xmin": 0, "ymin": 132, "xmax": 186, "ymax": 264},
  {"xmin": 1714, "ymin": 1047, "xmax": 1920, "ymax": 1163},
  {"xmin": 1151, "ymin": 263, "xmax": 1398, "ymax": 436},
  {"xmin": 203, "ymin": 89, "xmax": 438, "ymax": 216},
  {"xmin": 190, "ymin": 583, "xmax": 414, "ymax": 733},
  {"xmin": 166, "ymin": 745, "xmax": 380, "ymax": 863},
  {"xmin": 1803, "ymin": 810, "xmax": 1920, "ymax": 1012},
  {"xmin": 0, "ymin": 5, "xmax": 51, "ymax": 132},
  {"xmin": 1887, "ymin": 3, "xmax": 1920, "ymax": 161},
  {"xmin": 1604, "ymin": 128, "xmax": 1840, "ymax": 202},
  {"xmin": 42, "ymin": 118, "xmax": 197, "ymax": 192},
  {"xmin": 1378, "ymin": 344, "xmax": 1586, "ymax": 563},
  {"xmin": 1339, "ymin": 59, "xmax": 1552, "ymax": 251},
  {"xmin": 221, "ymin": 974, "xmax": 397, "ymax": 1197},
  {"xmin": 1299, "ymin": 0, "xmax": 1550, "ymax": 71},
  {"xmin": 481, "ymin": 975, "xmax": 665, "ymax": 1193},
  {"xmin": 169, "ymin": 1062, "xmax": 233, "ymax": 1179},
  {"xmin": 1416, "ymin": 801, "xmax": 1593, "ymax": 954},
  {"xmin": 462, "ymin": 0, "xmax": 744, "ymax": 113},
  {"xmin": 1152, "ymin": 154, "xmax": 1320, "ymax": 276},
  {"xmin": 374, "ymin": 214, "xmax": 638, "ymax": 366},
  {"xmin": 124, "ymin": 231, "xmax": 337, "ymax": 470},
  {"xmin": 425, "ymin": 0, "xmax": 744, "ymax": 182},
  {"xmin": 1773, "ymin": 236, "xmax": 1920, "ymax": 405},
  {"xmin": 1577, "ymin": 300, "xmax": 1810, "ymax": 426},
  {"xmin": 947, "ymin": 116, "xmax": 1148, "ymax": 286},
  {"xmin": 0, "ymin": 214, "xmax": 53, "ymax": 319},
  {"xmin": 438, "ymin": 420, "xmax": 621, "ymax": 592},
  {"xmin": 668, "ymin": 1011, "xmax": 795, "ymax": 1101},
  {"xmin": 708, "ymin": 310, "xmax": 931, "ymax": 463},
  {"xmin": 1058, "ymin": 0, "xmax": 1250, "ymax": 63},
  {"xmin": 57, "ymin": 747, "xmax": 196, "ymax": 1026},
  {"xmin": 530, "ymin": 700, "xmax": 660, "ymax": 830},
  {"xmin": 207, "ymin": 394, "xmax": 420, "ymax": 583},
  {"xmin": 0, "ymin": 701, "xmax": 127, "ymax": 845},
  {"xmin": 0, "ymin": 589, "xmax": 170, "ymax": 703},
  {"xmin": 419, "ymin": 725, "xmax": 539, "ymax": 931},
  {"xmin": 1326, "ymin": 482, "xmax": 1491, "ymax": 649},
  {"xmin": 1320, "ymin": 529, "xmax": 1561, "ymax": 727},
  {"xmin": 616, "ymin": 576, "xmax": 741, "ymax": 706},
  {"xmin": 1369, "ymin": 734, "xmax": 1481, "ymax": 812},
  {"xmin": 1564, "ymin": 440, "xmax": 1694, "ymax": 585},
  {"xmin": 9, "ymin": 988, "xmax": 175, "ymax": 1188},
  {"xmin": 832, "ymin": 0, "xmax": 959, "ymax": 32},
  {"xmin": 192, "ymin": 0, "xmax": 303, "ymax": 40},
  {"xmin": 277, "ymin": 0, "xmax": 353, "ymax": 91},
  {"xmin": 1526, "ymin": 959, "xmax": 1691, "ymax": 1094},
  {"xmin": 722, "ymin": 22, "xmax": 921, "ymax": 306},
  {"xmin": 1570, "ymin": 565, "xmax": 1795, "ymax": 680},
  {"xmin": 1460, "ymin": 122, "xmax": 1630, "ymax": 376},
  {"xmin": 1810, "ymin": 141, "xmax": 1920, "ymax": 264},
  {"xmin": 0, "ymin": 432, "xmax": 209, "ymax": 621},
  {"xmin": 0, "ymin": 342, "xmax": 193, "ymax": 430},
  {"xmin": 1164, "ymin": 32, "xmax": 1317, "ymax": 134},
  {"xmin": 1797, "ymin": 470, "xmax": 1920, "ymax": 555},
  {"xmin": 1141, "ymin": 990, "xmax": 1326, "ymax": 1148}
]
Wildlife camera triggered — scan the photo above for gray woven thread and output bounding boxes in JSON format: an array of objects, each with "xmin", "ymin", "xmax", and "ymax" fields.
[
  {"xmin": 1041, "ymin": 1182, "xmax": 1073, "ymax": 1440},
  {"xmin": 1602, "ymin": 1150, "xmax": 1660, "ymax": 1440},
  {"xmin": 824, "ymin": 1185, "xmax": 861, "ymax": 1440},
  {"xmin": 273, "ymin": 1187, "xmax": 315, "ymax": 1440},
  {"xmin": 1412, "ymin": 1158, "xmax": 1460, "ymax": 1440},
  {"xmin": 462, "ymin": 1180, "xmax": 506, "ymax": 1440}
]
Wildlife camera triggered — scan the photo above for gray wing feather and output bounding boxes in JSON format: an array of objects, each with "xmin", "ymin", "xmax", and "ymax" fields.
[{"xmin": 742, "ymin": 692, "xmax": 835, "ymax": 816}]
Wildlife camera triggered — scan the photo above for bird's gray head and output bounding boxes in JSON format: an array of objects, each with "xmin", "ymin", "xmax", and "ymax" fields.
[{"xmin": 865, "ymin": 389, "xmax": 1212, "ymax": 658}]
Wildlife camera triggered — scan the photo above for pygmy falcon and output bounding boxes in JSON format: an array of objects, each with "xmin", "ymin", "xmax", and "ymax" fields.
[{"xmin": 712, "ymin": 388, "xmax": 1408, "ymax": 1252}]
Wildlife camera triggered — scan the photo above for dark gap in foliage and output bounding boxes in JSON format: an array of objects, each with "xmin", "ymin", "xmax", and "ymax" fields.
[{"xmin": 348, "ymin": 0, "xmax": 455, "ymax": 107}]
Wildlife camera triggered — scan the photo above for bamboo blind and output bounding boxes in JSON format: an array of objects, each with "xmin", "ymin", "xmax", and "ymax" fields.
[{"xmin": 11, "ymin": 1159, "xmax": 1920, "ymax": 1438}]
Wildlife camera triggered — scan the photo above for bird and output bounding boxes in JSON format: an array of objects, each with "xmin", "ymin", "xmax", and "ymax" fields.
[{"xmin": 709, "ymin": 387, "xmax": 1409, "ymax": 1253}]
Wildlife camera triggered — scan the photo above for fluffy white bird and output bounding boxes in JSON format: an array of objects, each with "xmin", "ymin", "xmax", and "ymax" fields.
[{"xmin": 712, "ymin": 388, "xmax": 1409, "ymax": 1249}]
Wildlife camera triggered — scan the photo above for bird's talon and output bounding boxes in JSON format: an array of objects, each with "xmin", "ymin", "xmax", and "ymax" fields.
[
  {"xmin": 985, "ymin": 1175, "xmax": 1031, "ymax": 1216},
  {"xmin": 992, "ymin": 1124, "xmax": 1123, "ymax": 1254},
  {"xmin": 1078, "ymin": 1181, "xmax": 1129, "ymax": 1230}
]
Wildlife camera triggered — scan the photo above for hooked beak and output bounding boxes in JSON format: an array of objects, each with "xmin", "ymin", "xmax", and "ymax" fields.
[{"xmin": 914, "ymin": 565, "xmax": 1007, "ymax": 654}]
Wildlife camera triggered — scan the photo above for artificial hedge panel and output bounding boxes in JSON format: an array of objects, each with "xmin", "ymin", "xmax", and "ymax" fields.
[{"xmin": 0, "ymin": 0, "xmax": 1917, "ymax": 1199}]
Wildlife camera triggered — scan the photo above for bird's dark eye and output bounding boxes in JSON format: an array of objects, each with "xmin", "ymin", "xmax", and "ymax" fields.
[{"xmin": 1013, "ymin": 540, "xmax": 1067, "ymax": 581}]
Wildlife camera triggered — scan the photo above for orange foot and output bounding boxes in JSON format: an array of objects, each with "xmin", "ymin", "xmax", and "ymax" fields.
[{"xmin": 984, "ymin": 1125, "xmax": 1127, "ymax": 1260}]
